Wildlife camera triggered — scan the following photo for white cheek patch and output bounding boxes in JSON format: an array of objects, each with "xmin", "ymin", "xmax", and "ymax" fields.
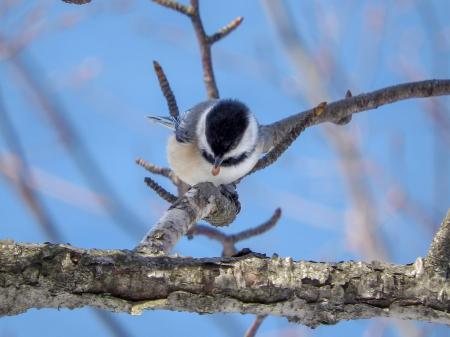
[{"xmin": 196, "ymin": 104, "xmax": 215, "ymax": 156}]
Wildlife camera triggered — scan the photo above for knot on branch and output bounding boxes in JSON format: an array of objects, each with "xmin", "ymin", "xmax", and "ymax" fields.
[{"xmin": 190, "ymin": 182, "xmax": 240, "ymax": 226}]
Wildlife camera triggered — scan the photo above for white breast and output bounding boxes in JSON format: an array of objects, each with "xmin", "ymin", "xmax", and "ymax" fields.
[{"xmin": 167, "ymin": 135, "xmax": 261, "ymax": 186}]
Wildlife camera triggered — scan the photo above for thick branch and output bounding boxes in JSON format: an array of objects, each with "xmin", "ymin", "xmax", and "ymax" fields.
[
  {"xmin": 1, "ymin": 241, "xmax": 449, "ymax": 328},
  {"xmin": 135, "ymin": 182, "xmax": 240, "ymax": 255}
]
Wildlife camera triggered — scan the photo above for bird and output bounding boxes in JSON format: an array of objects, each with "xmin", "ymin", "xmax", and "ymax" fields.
[{"xmin": 148, "ymin": 99, "xmax": 270, "ymax": 187}]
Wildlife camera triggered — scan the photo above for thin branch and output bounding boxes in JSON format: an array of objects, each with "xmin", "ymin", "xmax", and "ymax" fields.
[
  {"xmin": 136, "ymin": 157, "xmax": 188, "ymax": 196},
  {"xmin": 208, "ymin": 16, "xmax": 244, "ymax": 44},
  {"xmin": 266, "ymin": 80, "xmax": 450, "ymax": 146},
  {"xmin": 188, "ymin": 208, "xmax": 281, "ymax": 257},
  {"xmin": 62, "ymin": 0, "xmax": 92, "ymax": 4},
  {"xmin": 152, "ymin": 0, "xmax": 192, "ymax": 16},
  {"xmin": 244, "ymin": 315, "xmax": 267, "ymax": 337},
  {"xmin": 144, "ymin": 177, "xmax": 177, "ymax": 204},
  {"xmin": 136, "ymin": 157, "xmax": 172, "ymax": 179},
  {"xmin": 187, "ymin": 0, "xmax": 218, "ymax": 99},
  {"xmin": 252, "ymin": 80, "xmax": 450, "ymax": 176},
  {"xmin": 426, "ymin": 209, "xmax": 450, "ymax": 273},
  {"xmin": 187, "ymin": 224, "xmax": 237, "ymax": 256},
  {"xmin": 152, "ymin": 60, "xmax": 179, "ymax": 120},
  {"xmin": 93, "ymin": 310, "xmax": 135, "ymax": 337},
  {"xmin": 152, "ymin": 0, "xmax": 243, "ymax": 99},
  {"xmin": 228, "ymin": 208, "xmax": 281, "ymax": 243}
]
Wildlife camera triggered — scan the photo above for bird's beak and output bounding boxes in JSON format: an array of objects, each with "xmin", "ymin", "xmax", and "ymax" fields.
[{"xmin": 211, "ymin": 157, "xmax": 223, "ymax": 176}]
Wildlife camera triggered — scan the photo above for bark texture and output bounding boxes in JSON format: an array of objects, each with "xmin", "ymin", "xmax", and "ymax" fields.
[
  {"xmin": 135, "ymin": 182, "xmax": 240, "ymax": 255},
  {"xmin": 427, "ymin": 210, "xmax": 450, "ymax": 274},
  {"xmin": 1, "ymin": 241, "xmax": 449, "ymax": 328}
]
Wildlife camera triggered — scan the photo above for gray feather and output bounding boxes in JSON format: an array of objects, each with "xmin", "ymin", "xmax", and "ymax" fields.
[
  {"xmin": 147, "ymin": 115, "xmax": 176, "ymax": 130},
  {"xmin": 148, "ymin": 100, "xmax": 219, "ymax": 143}
]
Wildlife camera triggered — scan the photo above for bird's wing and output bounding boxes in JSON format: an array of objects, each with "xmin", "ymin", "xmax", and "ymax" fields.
[{"xmin": 147, "ymin": 115, "xmax": 177, "ymax": 130}]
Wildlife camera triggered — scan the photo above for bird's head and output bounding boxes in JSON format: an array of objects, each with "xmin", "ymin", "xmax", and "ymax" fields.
[{"xmin": 196, "ymin": 99, "xmax": 258, "ymax": 176}]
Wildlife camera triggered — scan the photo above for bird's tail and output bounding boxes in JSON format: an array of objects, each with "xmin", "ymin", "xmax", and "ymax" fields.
[{"xmin": 147, "ymin": 115, "xmax": 177, "ymax": 130}]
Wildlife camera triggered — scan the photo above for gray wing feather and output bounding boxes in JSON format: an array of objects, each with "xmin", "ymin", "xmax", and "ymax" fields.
[{"xmin": 147, "ymin": 115, "xmax": 176, "ymax": 130}]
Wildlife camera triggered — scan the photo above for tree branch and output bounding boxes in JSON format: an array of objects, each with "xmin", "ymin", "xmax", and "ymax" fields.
[
  {"xmin": 144, "ymin": 177, "xmax": 177, "ymax": 204},
  {"xmin": 426, "ymin": 209, "xmax": 450, "ymax": 274},
  {"xmin": 62, "ymin": 0, "xmax": 91, "ymax": 4},
  {"xmin": 152, "ymin": 61, "xmax": 180, "ymax": 120},
  {"xmin": 140, "ymin": 79, "xmax": 450, "ymax": 255},
  {"xmin": 188, "ymin": 208, "xmax": 281, "ymax": 256},
  {"xmin": 1, "ymin": 241, "xmax": 449, "ymax": 328},
  {"xmin": 152, "ymin": 0, "xmax": 243, "ymax": 99},
  {"xmin": 255, "ymin": 79, "xmax": 450, "ymax": 174},
  {"xmin": 135, "ymin": 182, "xmax": 240, "ymax": 255},
  {"xmin": 244, "ymin": 315, "xmax": 267, "ymax": 337}
]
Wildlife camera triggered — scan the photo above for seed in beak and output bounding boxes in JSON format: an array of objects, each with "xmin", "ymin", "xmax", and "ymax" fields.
[
  {"xmin": 211, "ymin": 166, "xmax": 221, "ymax": 176},
  {"xmin": 212, "ymin": 157, "xmax": 223, "ymax": 176}
]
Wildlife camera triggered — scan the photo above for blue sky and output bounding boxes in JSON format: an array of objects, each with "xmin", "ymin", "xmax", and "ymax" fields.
[{"xmin": 1, "ymin": 1, "xmax": 449, "ymax": 336}]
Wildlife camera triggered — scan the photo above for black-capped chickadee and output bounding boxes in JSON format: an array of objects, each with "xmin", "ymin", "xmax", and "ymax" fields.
[{"xmin": 148, "ymin": 99, "xmax": 269, "ymax": 186}]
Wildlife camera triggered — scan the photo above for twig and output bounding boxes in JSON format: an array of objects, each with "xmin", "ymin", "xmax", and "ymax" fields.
[
  {"xmin": 208, "ymin": 16, "xmax": 244, "ymax": 44},
  {"xmin": 62, "ymin": 0, "xmax": 91, "ymax": 4},
  {"xmin": 152, "ymin": 61, "xmax": 179, "ymax": 120},
  {"xmin": 426, "ymin": 209, "xmax": 450, "ymax": 274},
  {"xmin": 152, "ymin": 0, "xmax": 243, "ymax": 99},
  {"xmin": 188, "ymin": 0, "xmax": 218, "ymax": 99},
  {"xmin": 152, "ymin": 0, "xmax": 191, "ymax": 16},
  {"xmin": 93, "ymin": 310, "xmax": 134, "ymax": 337},
  {"xmin": 188, "ymin": 208, "xmax": 281, "ymax": 257},
  {"xmin": 187, "ymin": 224, "xmax": 237, "ymax": 256},
  {"xmin": 144, "ymin": 177, "xmax": 177, "ymax": 204},
  {"xmin": 228, "ymin": 208, "xmax": 281, "ymax": 242},
  {"xmin": 136, "ymin": 157, "xmax": 188, "ymax": 196},
  {"xmin": 136, "ymin": 157, "xmax": 172, "ymax": 178},
  {"xmin": 244, "ymin": 315, "xmax": 267, "ymax": 337}
]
